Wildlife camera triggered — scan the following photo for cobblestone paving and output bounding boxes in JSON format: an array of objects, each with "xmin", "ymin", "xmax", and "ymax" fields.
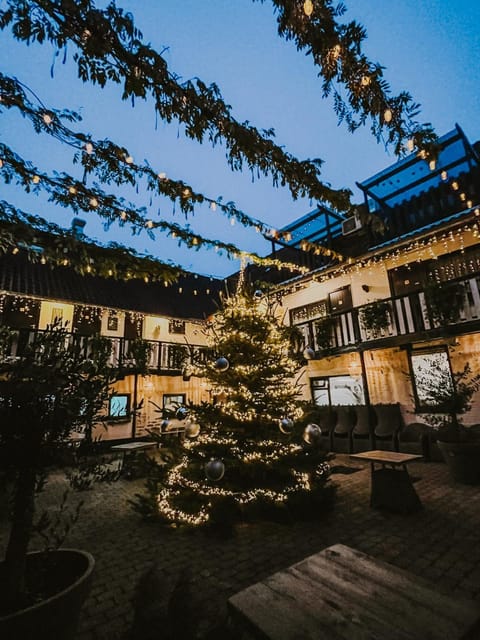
[{"xmin": 1, "ymin": 455, "xmax": 480, "ymax": 639}]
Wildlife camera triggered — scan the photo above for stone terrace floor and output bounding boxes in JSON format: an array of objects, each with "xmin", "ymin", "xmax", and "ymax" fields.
[{"xmin": 1, "ymin": 454, "xmax": 480, "ymax": 639}]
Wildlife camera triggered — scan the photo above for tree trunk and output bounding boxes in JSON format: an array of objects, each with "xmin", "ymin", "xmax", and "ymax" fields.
[{"xmin": 3, "ymin": 464, "xmax": 37, "ymax": 609}]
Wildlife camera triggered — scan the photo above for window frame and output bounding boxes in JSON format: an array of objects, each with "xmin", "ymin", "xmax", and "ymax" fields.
[
  {"xmin": 108, "ymin": 393, "xmax": 131, "ymax": 420},
  {"xmin": 408, "ymin": 346, "xmax": 453, "ymax": 413}
]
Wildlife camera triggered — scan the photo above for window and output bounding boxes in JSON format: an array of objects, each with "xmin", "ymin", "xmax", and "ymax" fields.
[
  {"xmin": 328, "ymin": 287, "xmax": 352, "ymax": 313},
  {"xmin": 169, "ymin": 319, "xmax": 186, "ymax": 334},
  {"xmin": 163, "ymin": 393, "xmax": 186, "ymax": 414},
  {"xmin": 108, "ymin": 394, "xmax": 130, "ymax": 419},
  {"xmin": 107, "ymin": 314, "xmax": 119, "ymax": 331},
  {"xmin": 410, "ymin": 348, "xmax": 453, "ymax": 411},
  {"xmin": 311, "ymin": 376, "xmax": 364, "ymax": 406},
  {"xmin": 290, "ymin": 300, "xmax": 327, "ymax": 325}
]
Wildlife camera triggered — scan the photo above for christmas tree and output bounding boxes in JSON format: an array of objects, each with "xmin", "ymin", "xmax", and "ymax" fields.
[{"xmin": 153, "ymin": 279, "xmax": 333, "ymax": 528}]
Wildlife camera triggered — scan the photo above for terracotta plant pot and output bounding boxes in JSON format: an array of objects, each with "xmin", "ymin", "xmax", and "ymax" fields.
[
  {"xmin": 437, "ymin": 441, "xmax": 480, "ymax": 485},
  {"xmin": 0, "ymin": 548, "xmax": 94, "ymax": 640}
]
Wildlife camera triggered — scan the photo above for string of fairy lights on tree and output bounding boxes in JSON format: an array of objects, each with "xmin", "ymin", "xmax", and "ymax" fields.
[
  {"xmin": 257, "ymin": 0, "xmax": 439, "ymax": 159},
  {"xmin": 145, "ymin": 284, "xmax": 333, "ymax": 527}
]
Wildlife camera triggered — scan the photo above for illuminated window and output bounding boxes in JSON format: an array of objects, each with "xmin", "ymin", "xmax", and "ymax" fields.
[
  {"xmin": 311, "ymin": 376, "xmax": 364, "ymax": 406},
  {"xmin": 108, "ymin": 394, "xmax": 130, "ymax": 419},
  {"xmin": 410, "ymin": 348, "xmax": 453, "ymax": 411}
]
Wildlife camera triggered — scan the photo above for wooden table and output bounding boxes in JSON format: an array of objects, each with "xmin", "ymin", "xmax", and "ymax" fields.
[
  {"xmin": 110, "ymin": 441, "xmax": 157, "ymax": 475},
  {"xmin": 351, "ymin": 450, "xmax": 423, "ymax": 513},
  {"xmin": 228, "ymin": 544, "xmax": 480, "ymax": 640}
]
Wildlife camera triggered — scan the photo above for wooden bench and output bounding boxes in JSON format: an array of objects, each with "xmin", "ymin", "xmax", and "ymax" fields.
[{"xmin": 228, "ymin": 544, "xmax": 480, "ymax": 640}]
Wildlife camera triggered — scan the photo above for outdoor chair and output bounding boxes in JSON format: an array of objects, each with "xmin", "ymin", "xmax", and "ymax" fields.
[
  {"xmin": 308, "ymin": 406, "xmax": 337, "ymax": 451},
  {"xmin": 373, "ymin": 403, "xmax": 403, "ymax": 451},
  {"xmin": 398, "ymin": 422, "xmax": 430, "ymax": 460},
  {"xmin": 331, "ymin": 405, "xmax": 356, "ymax": 453},
  {"xmin": 352, "ymin": 405, "xmax": 376, "ymax": 452}
]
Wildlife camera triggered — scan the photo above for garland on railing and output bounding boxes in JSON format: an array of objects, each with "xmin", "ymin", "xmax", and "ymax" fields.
[
  {"xmin": 257, "ymin": 0, "xmax": 438, "ymax": 158},
  {"xmin": 0, "ymin": 0, "xmax": 353, "ymax": 210}
]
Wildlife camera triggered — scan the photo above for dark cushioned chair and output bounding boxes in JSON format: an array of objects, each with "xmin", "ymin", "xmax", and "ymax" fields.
[
  {"xmin": 398, "ymin": 422, "xmax": 430, "ymax": 459},
  {"xmin": 373, "ymin": 403, "xmax": 403, "ymax": 451},
  {"xmin": 332, "ymin": 405, "xmax": 356, "ymax": 453},
  {"xmin": 352, "ymin": 405, "xmax": 376, "ymax": 452}
]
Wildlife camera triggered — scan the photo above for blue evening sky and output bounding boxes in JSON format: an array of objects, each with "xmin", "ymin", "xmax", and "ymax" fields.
[{"xmin": 1, "ymin": 0, "xmax": 480, "ymax": 278}]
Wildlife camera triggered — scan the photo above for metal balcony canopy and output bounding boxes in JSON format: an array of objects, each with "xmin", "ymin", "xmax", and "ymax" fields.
[
  {"xmin": 275, "ymin": 204, "xmax": 344, "ymax": 249},
  {"xmin": 357, "ymin": 125, "xmax": 479, "ymax": 213}
]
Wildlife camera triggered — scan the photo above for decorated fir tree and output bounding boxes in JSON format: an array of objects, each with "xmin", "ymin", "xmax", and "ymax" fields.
[{"xmin": 154, "ymin": 281, "xmax": 333, "ymax": 528}]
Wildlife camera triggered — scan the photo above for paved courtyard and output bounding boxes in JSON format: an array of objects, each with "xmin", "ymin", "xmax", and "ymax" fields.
[{"xmin": 1, "ymin": 454, "xmax": 480, "ymax": 639}]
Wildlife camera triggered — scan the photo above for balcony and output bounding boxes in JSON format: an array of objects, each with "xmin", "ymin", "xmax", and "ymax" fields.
[
  {"xmin": 2, "ymin": 329, "xmax": 210, "ymax": 374},
  {"xmin": 295, "ymin": 273, "xmax": 480, "ymax": 356}
]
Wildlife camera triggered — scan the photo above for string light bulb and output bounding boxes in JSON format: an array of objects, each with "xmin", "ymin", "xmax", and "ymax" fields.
[
  {"xmin": 210, "ymin": 201, "xmax": 217, "ymax": 211},
  {"xmin": 429, "ymin": 159, "xmax": 436, "ymax": 171},
  {"xmin": 69, "ymin": 186, "xmax": 77, "ymax": 195},
  {"xmin": 90, "ymin": 197, "xmax": 98, "ymax": 208},
  {"xmin": 361, "ymin": 75, "xmax": 371, "ymax": 87},
  {"xmin": 125, "ymin": 155, "xmax": 134, "ymax": 164},
  {"xmin": 303, "ymin": 0, "xmax": 313, "ymax": 16},
  {"xmin": 158, "ymin": 172, "xmax": 167, "ymax": 180},
  {"xmin": 383, "ymin": 108, "xmax": 392, "ymax": 123},
  {"xmin": 407, "ymin": 139, "xmax": 415, "ymax": 152},
  {"xmin": 85, "ymin": 142, "xmax": 93, "ymax": 154},
  {"xmin": 43, "ymin": 113, "xmax": 53, "ymax": 125},
  {"xmin": 441, "ymin": 170, "xmax": 448, "ymax": 181},
  {"xmin": 32, "ymin": 175, "xmax": 40, "ymax": 184}
]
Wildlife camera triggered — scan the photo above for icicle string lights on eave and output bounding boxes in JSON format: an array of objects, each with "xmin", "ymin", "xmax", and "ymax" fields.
[{"xmin": 281, "ymin": 206, "xmax": 480, "ymax": 294}]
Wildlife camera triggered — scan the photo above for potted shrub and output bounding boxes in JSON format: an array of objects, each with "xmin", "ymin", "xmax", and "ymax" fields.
[
  {"xmin": 416, "ymin": 362, "xmax": 480, "ymax": 484},
  {"xmin": 424, "ymin": 280, "xmax": 465, "ymax": 326},
  {"xmin": 0, "ymin": 321, "xmax": 145, "ymax": 638},
  {"xmin": 314, "ymin": 316, "xmax": 336, "ymax": 353},
  {"xmin": 359, "ymin": 299, "xmax": 391, "ymax": 337}
]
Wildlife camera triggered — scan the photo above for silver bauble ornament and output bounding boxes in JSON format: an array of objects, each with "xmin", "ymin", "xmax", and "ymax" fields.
[
  {"xmin": 175, "ymin": 406, "xmax": 188, "ymax": 420},
  {"xmin": 279, "ymin": 417, "xmax": 294, "ymax": 434},
  {"xmin": 205, "ymin": 458, "xmax": 225, "ymax": 481},
  {"xmin": 214, "ymin": 356, "xmax": 230, "ymax": 372},
  {"xmin": 315, "ymin": 462, "xmax": 331, "ymax": 479},
  {"xmin": 253, "ymin": 289, "xmax": 263, "ymax": 300},
  {"xmin": 303, "ymin": 423, "xmax": 322, "ymax": 445},
  {"xmin": 303, "ymin": 346, "xmax": 315, "ymax": 360},
  {"xmin": 184, "ymin": 421, "xmax": 200, "ymax": 439}
]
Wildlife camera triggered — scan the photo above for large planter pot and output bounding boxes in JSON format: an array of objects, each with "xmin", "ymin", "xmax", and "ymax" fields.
[
  {"xmin": 437, "ymin": 441, "xmax": 480, "ymax": 485},
  {"xmin": 0, "ymin": 548, "xmax": 94, "ymax": 640}
]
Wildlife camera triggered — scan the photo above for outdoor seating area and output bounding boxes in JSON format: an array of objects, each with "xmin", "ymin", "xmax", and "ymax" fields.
[
  {"xmin": 317, "ymin": 404, "xmax": 434, "ymax": 457},
  {"xmin": 1, "ymin": 453, "xmax": 479, "ymax": 640}
]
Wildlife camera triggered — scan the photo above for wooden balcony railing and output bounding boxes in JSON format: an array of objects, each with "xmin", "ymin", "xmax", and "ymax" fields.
[
  {"xmin": 294, "ymin": 273, "xmax": 480, "ymax": 356},
  {"xmin": 1, "ymin": 329, "xmax": 210, "ymax": 373}
]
